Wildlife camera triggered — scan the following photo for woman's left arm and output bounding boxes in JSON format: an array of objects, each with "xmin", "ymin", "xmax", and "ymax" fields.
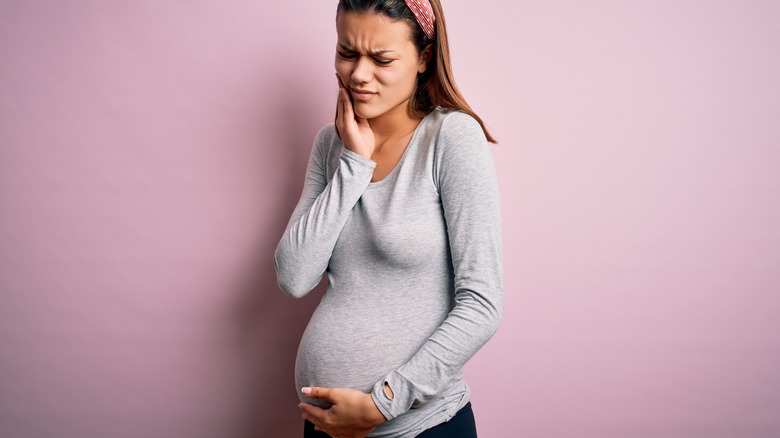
[{"xmin": 370, "ymin": 112, "xmax": 503, "ymax": 420}]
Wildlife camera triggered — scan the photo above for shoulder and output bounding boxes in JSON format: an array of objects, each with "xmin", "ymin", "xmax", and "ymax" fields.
[
  {"xmin": 427, "ymin": 109, "xmax": 496, "ymax": 188},
  {"xmin": 314, "ymin": 123, "xmax": 340, "ymax": 148},
  {"xmin": 427, "ymin": 108, "xmax": 490, "ymax": 164},
  {"xmin": 425, "ymin": 108, "xmax": 489, "ymax": 163},
  {"xmin": 440, "ymin": 109, "xmax": 485, "ymax": 136},
  {"xmin": 309, "ymin": 122, "xmax": 344, "ymax": 162},
  {"xmin": 427, "ymin": 108, "xmax": 487, "ymax": 145}
]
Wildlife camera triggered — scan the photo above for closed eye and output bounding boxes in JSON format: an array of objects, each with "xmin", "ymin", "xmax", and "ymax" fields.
[{"xmin": 338, "ymin": 49, "xmax": 394, "ymax": 66}]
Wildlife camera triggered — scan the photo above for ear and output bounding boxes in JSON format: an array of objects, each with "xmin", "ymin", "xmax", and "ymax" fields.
[{"xmin": 417, "ymin": 44, "xmax": 434, "ymax": 74}]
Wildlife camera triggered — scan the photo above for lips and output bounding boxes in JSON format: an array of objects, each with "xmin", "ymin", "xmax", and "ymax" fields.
[{"xmin": 349, "ymin": 87, "xmax": 377, "ymax": 101}]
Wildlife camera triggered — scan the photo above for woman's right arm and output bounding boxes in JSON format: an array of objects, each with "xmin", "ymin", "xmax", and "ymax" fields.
[
  {"xmin": 275, "ymin": 76, "xmax": 376, "ymax": 298},
  {"xmin": 273, "ymin": 127, "xmax": 376, "ymax": 298}
]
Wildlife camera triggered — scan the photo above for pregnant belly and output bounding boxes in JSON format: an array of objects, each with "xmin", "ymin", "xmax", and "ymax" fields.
[{"xmin": 294, "ymin": 295, "xmax": 447, "ymax": 405}]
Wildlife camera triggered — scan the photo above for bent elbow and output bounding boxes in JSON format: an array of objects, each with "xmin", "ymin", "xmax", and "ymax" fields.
[
  {"xmin": 273, "ymin": 253, "xmax": 318, "ymax": 299},
  {"xmin": 276, "ymin": 272, "xmax": 314, "ymax": 298},
  {"xmin": 276, "ymin": 269, "xmax": 318, "ymax": 299},
  {"xmin": 482, "ymin": 290, "xmax": 503, "ymax": 338},
  {"xmin": 487, "ymin": 304, "xmax": 503, "ymax": 337}
]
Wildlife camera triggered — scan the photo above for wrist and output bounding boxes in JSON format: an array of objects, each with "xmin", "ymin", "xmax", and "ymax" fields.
[
  {"xmin": 341, "ymin": 146, "xmax": 376, "ymax": 166},
  {"xmin": 365, "ymin": 393, "xmax": 387, "ymax": 425},
  {"xmin": 347, "ymin": 144, "xmax": 373, "ymax": 160}
]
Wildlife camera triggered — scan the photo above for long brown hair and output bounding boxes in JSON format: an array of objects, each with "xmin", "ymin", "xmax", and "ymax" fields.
[{"xmin": 337, "ymin": 0, "xmax": 497, "ymax": 143}]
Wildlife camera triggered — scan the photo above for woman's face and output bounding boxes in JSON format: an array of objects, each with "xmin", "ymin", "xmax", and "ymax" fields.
[{"xmin": 335, "ymin": 11, "xmax": 428, "ymax": 120}]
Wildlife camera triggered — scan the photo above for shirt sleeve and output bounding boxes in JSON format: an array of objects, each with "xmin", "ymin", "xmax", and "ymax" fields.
[
  {"xmin": 370, "ymin": 112, "xmax": 504, "ymax": 420},
  {"xmin": 274, "ymin": 125, "xmax": 376, "ymax": 298}
]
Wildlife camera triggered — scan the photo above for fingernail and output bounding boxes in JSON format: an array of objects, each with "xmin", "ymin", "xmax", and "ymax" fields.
[{"xmin": 301, "ymin": 387, "xmax": 312, "ymax": 394}]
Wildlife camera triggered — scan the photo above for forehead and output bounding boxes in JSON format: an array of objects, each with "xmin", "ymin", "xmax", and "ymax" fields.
[{"xmin": 336, "ymin": 11, "xmax": 415, "ymax": 49}]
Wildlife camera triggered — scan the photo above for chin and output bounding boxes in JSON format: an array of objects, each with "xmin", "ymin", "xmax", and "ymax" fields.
[
  {"xmin": 353, "ymin": 102, "xmax": 394, "ymax": 120},
  {"xmin": 352, "ymin": 105, "xmax": 377, "ymax": 120}
]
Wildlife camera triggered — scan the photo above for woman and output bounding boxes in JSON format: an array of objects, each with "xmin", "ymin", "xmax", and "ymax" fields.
[{"xmin": 274, "ymin": 0, "xmax": 502, "ymax": 436}]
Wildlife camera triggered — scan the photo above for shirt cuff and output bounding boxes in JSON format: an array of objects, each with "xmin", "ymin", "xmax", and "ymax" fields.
[
  {"xmin": 371, "ymin": 371, "xmax": 414, "ymax": 421},
  {"xmin": 340, "ymin": 146, "xmax": 376, "ymax": 169}
]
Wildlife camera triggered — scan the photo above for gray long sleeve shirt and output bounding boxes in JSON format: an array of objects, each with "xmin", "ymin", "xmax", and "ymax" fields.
[{"xmin": 274, "ymin": 108, "xmax": 503, "ymax": 437}]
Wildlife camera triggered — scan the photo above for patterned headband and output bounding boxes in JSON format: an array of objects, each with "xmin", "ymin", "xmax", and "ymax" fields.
[{"xmin": 404, "ymin": 0, "xmax": 435, "ymax": 39}]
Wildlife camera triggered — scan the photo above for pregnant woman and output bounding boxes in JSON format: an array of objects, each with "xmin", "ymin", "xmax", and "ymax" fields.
[{"xmin": 274, "ymin": 1, "xmax": 502, "ymax": 436}]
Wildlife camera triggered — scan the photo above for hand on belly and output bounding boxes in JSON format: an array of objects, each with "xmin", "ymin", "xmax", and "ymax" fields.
[{"xmin": 299, "ymin": 386, "xmax": 388, "ymax": 438}]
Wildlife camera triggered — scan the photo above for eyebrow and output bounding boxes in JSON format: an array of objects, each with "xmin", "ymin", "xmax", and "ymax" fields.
[{"xmin": 338, "ymin": 43, "xmax": 394, "ymax": 56}]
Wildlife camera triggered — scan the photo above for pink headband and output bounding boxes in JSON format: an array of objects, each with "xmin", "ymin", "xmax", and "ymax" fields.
[{"xmin": 404, "ymin": 0, "xmax": 435, "ymax": 39}]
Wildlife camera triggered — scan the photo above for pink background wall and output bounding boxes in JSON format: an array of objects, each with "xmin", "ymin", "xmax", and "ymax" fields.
[{"xmin": 1, "ymin": 1, "xmax": 778, "ymax": 437}]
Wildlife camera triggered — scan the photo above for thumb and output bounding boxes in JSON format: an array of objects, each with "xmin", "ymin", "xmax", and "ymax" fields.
[{"xmin": 301, "ymin": 386, "xmax": 335, "ymax": 403}]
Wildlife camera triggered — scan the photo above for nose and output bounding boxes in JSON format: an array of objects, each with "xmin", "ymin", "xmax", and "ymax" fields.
[{"xmin": 350, "ymin": 56, "xmax": 373, "ymax": 84}]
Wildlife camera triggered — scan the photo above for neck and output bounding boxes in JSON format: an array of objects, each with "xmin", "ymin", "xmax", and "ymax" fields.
[{"xmin": 367, "ymin": 100, "xmax": 422, "ymax": 142}]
